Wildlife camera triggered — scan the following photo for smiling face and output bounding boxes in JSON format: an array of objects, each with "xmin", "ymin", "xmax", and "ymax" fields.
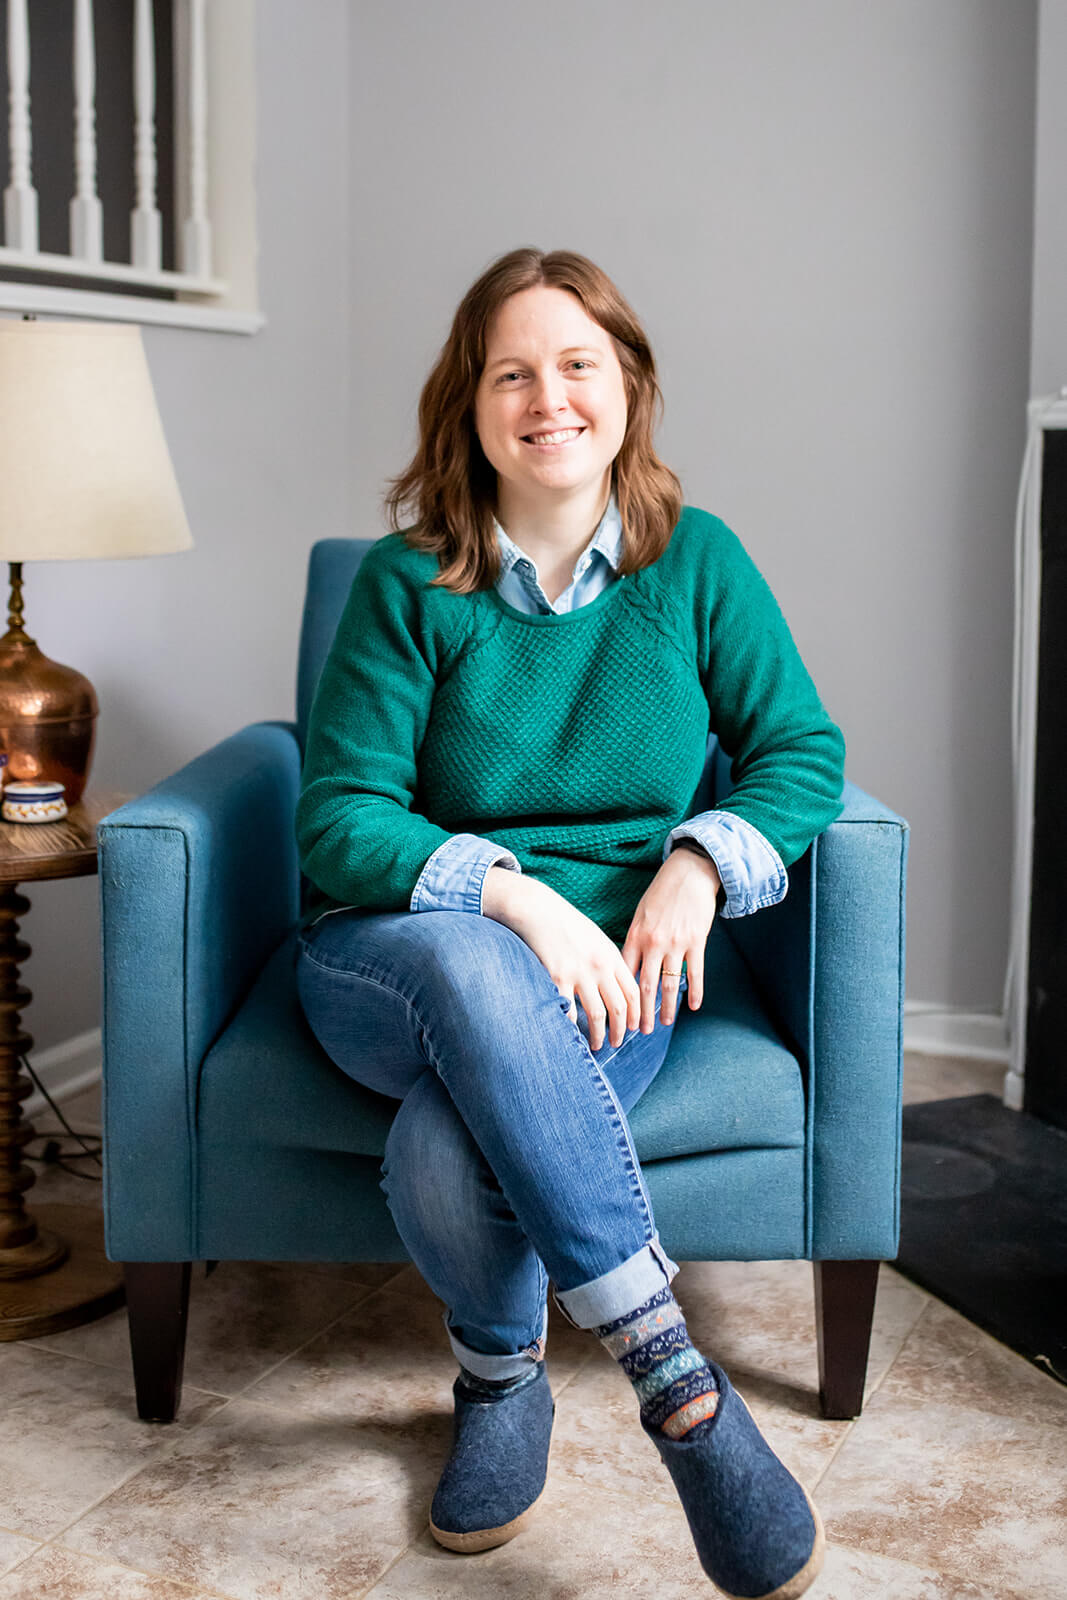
[{"xmin": 473, "ymin": 285, "xmax": 628, "ymax": 519}]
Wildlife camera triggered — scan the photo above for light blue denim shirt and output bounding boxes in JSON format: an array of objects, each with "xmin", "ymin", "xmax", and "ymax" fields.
[{"xmin": 410, "ymin": 497, "xmax": 788, "ymax": 920}]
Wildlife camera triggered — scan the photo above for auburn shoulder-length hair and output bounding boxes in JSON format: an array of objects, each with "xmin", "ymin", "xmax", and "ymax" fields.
[{"xmin": 384, "ymin": 248, "xmax": 683, "ymax": 594}]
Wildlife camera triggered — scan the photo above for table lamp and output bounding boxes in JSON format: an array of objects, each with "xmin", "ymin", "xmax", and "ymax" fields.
[{"xmin": 0, "ymin": 319, "xmax": 192, "ymax": 806}]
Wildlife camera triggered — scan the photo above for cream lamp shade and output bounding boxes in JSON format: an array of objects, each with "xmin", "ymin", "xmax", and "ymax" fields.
[
  {"xmin": 0, "ymin": 319, "xmax": 192, "ymax": 559},
  {"xmin": 0, "ymin": 318, "xmax": 193, "ymax": 808}
]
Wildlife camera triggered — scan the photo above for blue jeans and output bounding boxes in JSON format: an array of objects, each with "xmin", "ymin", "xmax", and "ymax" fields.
[{"xmin": 295, "ymin": 907, "xmax": 687, "ymax": 1381}]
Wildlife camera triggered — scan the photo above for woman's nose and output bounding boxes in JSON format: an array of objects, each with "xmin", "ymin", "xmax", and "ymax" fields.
[{"xmin": 530, "ymin": 370, "xmax": 567, "ymax": 415}]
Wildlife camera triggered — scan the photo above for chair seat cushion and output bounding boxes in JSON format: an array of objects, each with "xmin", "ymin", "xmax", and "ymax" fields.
[
  {"xmin": 198, "ymin": 926, "xmax": 805, "ymax": 1164},
  {"xmin": 199, "ymin": 933, "xmax": 400, "ymax": 1158},
  {"xmin": 628, "ymin": 927, "xmax": 805, "ymax": 1161}
]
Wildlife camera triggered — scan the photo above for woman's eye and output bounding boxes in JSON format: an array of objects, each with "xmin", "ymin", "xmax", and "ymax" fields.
[{"xmin": 570, "ymin": 360, "xmax": 592, "ymax": 371}]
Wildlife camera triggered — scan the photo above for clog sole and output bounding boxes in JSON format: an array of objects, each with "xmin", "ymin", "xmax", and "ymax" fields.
[
  {"xmin": 714, "ymin": 1491, "xmax": 825, "ymax": 1600},
  {"xmin": 428, "ymin": 1396, "xmax": 555, "ymax": 1553},
  {"xmin": 429, "ymin": 1479, "xmax": 549, "ymax": 1553}
]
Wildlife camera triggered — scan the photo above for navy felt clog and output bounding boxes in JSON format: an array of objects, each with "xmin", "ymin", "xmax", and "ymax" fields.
[
  {"xmin": 429, "ymin": 1362, "xmax": 555, "ymax": 1553},
  {"xmin": 642, "ymin": 1360, "xmax": 825, "ymax": 1598}
]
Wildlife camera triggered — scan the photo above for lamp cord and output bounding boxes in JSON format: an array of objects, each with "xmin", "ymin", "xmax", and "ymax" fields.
[{"xmin": 19, "ymin": 1053, "xmax": 103, "ymax": 1181}]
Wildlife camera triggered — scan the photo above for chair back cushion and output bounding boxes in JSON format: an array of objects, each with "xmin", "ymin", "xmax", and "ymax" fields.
[{"xmin": 297, "ymin": 538, "xmax": 375, "ymax": 749}]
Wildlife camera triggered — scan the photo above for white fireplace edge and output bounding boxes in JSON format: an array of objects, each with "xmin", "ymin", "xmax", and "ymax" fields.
[{"xmin": 1004, "ymin": 392, "xmax": 1067, "ymax": 1110}]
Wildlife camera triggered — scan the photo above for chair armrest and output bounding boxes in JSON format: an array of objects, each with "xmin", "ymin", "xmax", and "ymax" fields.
[
  {"xmin": 722, "ymin": 780, "xmax": 909, "ymax": 1260},
  {"xmin": 99, "ymin": 720, "xmax": 302, "ymax": 1259}
]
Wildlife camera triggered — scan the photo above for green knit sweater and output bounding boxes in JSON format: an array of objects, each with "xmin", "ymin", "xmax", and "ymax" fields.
[{"xmin": 296, "ymin": 506, "xmax": 846, "ymax": 945}]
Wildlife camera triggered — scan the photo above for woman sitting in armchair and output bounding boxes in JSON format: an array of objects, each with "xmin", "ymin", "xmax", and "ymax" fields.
[{"xmin": 294, "ymin": 245, "xmax": 844, "ymax": 1598}]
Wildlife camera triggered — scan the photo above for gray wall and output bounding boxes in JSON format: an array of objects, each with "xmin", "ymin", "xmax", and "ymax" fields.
[
  {"xmin": 25, "ymin": 0, "xmax": 1047, "ymax": 1057},
  {"xmin": 351, "ymin": 0, "xmax": 1038, "ymax": 1014},
  {"xmin": 1032, "ymin": 0, "xmax": 1067, "ymax": 396},
  {"xmin": 25, "ymin": 0, "xmax": 351, "ymax": 1050}
]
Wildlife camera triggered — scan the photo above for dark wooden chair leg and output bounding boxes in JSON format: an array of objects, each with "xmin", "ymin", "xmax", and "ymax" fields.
[
  {"xmin": 814, "ymin": 1259, "xmax": 880, "ymax": 1419},
  {"xmin": 123, "ymin": 1261, "xmax": 192, "ymax": 1423}
]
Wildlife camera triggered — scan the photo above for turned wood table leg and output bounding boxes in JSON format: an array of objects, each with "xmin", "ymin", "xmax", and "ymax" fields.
[
  {"xmin": 0, "ymin": 883, "xmax": 67, "ymax": 1276},
  {"xmin": 0, "ymin": 880, "xmax": 125, "ymax": 1339}
]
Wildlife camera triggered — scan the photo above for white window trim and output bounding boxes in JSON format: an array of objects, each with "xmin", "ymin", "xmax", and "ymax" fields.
[{"xmin": 0, "ymin": 0, "xmax": 262, "ymax": 336}]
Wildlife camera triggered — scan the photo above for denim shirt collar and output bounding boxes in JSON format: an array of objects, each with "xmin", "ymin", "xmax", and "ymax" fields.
[{"xmin": 493, "ymin": 496, "xmax": 623, "ymax": 610}]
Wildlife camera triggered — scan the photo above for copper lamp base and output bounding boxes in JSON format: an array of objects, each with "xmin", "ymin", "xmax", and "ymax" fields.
[{"xmin": 0, "ymin": 563, "xmax": 96, "ymax": 805}]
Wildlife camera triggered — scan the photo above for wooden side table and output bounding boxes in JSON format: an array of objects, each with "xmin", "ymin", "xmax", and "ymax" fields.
[{"xmin": 0, "ymin": 789, "xmax": 130, "ymax": 1339}]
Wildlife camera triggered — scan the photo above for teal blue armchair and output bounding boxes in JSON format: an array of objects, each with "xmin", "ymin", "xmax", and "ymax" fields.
[{"xmin": 99, "ymin": 539, "xmax": 909, "ymax": 1424}]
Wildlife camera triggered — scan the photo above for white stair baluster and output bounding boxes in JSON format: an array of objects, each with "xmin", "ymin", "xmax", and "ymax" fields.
[
  {"xmin": 180, "ymin": 0, "xmax": 212, "ymax": 277},
  {"xmin": 70, "ymin": 0, "xmax": 103, "ymax": 260},
  {"xmin": 4, "ymin": 0, "xmax": 38, "ymax": 252},
  {"xmin": 130, "ymin": 0, "xmax": 162, "ymax": 271}
]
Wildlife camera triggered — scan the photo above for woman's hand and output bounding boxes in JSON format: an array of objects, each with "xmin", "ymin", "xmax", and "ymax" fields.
[
  {"xmin": 621, "ymin": 846, "xmax": 721, "ymax": 1031},
  {"xmin": 483, "ymin": 870, "xmax": 640, "ymax": 1053}
]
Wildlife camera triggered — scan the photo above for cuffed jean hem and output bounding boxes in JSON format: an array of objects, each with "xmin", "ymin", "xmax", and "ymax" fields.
[
  {"xmin": 444, "ymin": 1301, "xmax": 549, "ymax": 1381},
  {"xmin": 552, "ymin": 1234, "xmax": 679, "ymax": 1331}
]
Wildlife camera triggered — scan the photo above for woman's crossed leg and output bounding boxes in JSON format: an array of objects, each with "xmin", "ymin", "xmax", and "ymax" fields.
[
  {"xmin": 296, "ymin": 904, "xmax": 681, "ymax": 1367},
  {"xmin": 295, "ymin": 906, "xmax": 823, "ymax": 1595}
]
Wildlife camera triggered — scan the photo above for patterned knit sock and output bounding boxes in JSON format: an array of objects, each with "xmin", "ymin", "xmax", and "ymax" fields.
[{"xmin": 593, "ymin": 1286, "xmax": 720, "ymax": 1440}]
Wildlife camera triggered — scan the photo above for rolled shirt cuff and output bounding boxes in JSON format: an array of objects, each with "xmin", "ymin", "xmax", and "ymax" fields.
[
  {"xmin": 410, "ymin": 832, "xmax": 522, "ymax": 915},
  {"xmin": 663, "ymin": 809, "xmax": 788, "ymax": 919}
]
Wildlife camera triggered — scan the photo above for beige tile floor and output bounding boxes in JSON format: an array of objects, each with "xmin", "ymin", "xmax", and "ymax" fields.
[{"xmin": 2, "ymin": 1055, "xmax": 1065, "ymax": 1599}]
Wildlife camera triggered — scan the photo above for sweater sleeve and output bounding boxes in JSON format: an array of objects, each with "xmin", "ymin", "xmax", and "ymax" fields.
[
  {"xmin": 698, "ymin": 520, "xmax": 846, "ymax": 868},
  {"xmin": 295, "ymin": 539, "xmax": 457, "ymax": 912}
]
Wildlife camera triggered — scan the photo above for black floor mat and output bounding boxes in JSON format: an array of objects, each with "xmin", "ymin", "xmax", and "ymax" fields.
[{"xmin": 897, "ymin": 1094, "xmax": 1067, "ymax": 1386}]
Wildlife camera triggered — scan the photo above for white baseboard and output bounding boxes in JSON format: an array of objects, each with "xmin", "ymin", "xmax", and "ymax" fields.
[
  {"xmin": 902, "ymin": 1003, "xmax": 1010, "ymax": 1064},
  {"xmin": 23, "ymin": 1029, "xmax": 103, "ymax": 1121}
]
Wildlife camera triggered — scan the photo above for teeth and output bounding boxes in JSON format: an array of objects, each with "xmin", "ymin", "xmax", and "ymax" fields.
[{"xmin": 526, "ymin": 428, "xmax": 581, "ymax": 445}]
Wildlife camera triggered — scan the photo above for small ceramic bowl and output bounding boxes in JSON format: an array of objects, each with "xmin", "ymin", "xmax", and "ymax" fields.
[{"xmin": 2, "ymin": 781, "xmax": 68, "ymax": 824}]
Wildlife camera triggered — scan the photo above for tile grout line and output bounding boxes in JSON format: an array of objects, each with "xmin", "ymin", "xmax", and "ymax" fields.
[
  {"xmin": 68, "ymin": 1266, "xmax": 422, "ymax": 1413},
  {"xmin": 863, "ymin": 1294, "xmax": 935, "ymax": 1406},
  {"xmin": 18, "ymin": 1261, "xmax": 409, "ymax": 1397},
  {"xmin": 809, "ymin": 1416, "xmax": 855, "ymax": 1494},
  {"xmin": 197, "ymin": 1277, "xmax": 407, "ymax": 1405},
  {"xmin": 350, "ymin": 1533, "xmax": 429, "ymax": 1600},
  {"xmin": 210, "ymin": 1276, "xmax": 471, "ymax": 1407},
  {"xmin": 879, "ymin": 1267, "xmax": 939, "ymax": 1337},
  {"xmin": 8, "ymin": 1333, "xmax": 234, "ymax": 1404},
  {"xmin": 546, "ymin": 1345, "xmax": 598, "ymax": 1398},
  {"xmin": 16, "ymin": 1338, "xmax": 233, "ymax": 1392},
  {"xmin": 6, "ymin": 1534, "xmax": 243, "ymax": 1599},
  {"xmin": 3, "ymin": 1343, "xmax": 238, "ymax": 1558},
  {"xmin": 809, "ymin": 1295, "xmax": 937, "ymax": 1494},
  {"xmin": 0, "ymin": 1537, "xmax": 43, "ymax": 1584},
  {"xmin": 43, "ymin": 1392, "xmax": 245, "ymax": 1552}
]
